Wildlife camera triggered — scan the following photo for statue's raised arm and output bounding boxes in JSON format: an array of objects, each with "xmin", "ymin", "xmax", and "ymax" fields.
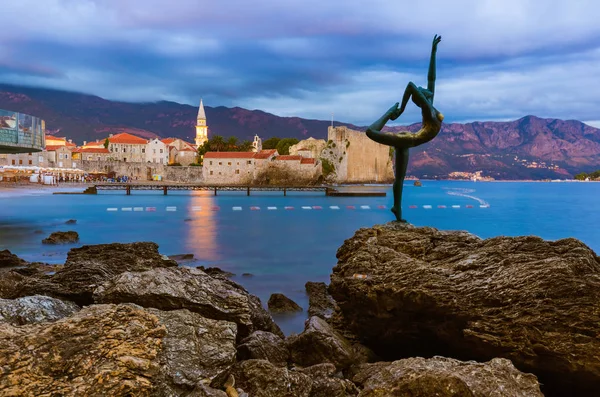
[{"xmin": 427, "ymin": 34, "xmax": 442, "ymax": 103}]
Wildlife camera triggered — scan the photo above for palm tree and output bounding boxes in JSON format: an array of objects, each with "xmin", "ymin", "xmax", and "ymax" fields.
[
  {"xmin": 210, "ymin": 135, "xmax": 226, "ymax": 152},
  {"xmin": 226, "ymin": 136, "xmax": 239, "ymax": 151}
]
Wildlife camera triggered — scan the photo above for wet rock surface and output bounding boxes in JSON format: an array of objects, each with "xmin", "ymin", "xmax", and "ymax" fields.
[
  {"xmin": 94, "ymin": 266, "xmax": 283, "ymax": 339},
  {"xmin": 197, "ymin": 265, "xmax": 236, "ymax": 279},
  {"xmin": 305, "ymin": 281, "xmax": 337, "ymax": 320},
  {"xmin": 287, "ymin": 316, "xmax": 361, "ymax": 370},
  {"xmin": 330, "ymin": 222, "xmax": 600, "ymax": 396},
  {"xmin": 237, "ymin": 331, "xmax": 289, "ymax": 366},
  {"xmin": 267, "ymin": 293, "xmax": 302, "ymax": 313},
  {"xmin": 42, "ymin": 231, "xmax": 79, "ymax": 244},
  {"xmin": 352, "ymin": 356, "xmax": 543, "ymax": 397},
  {"xmin": 0, "ymin": 249, "xmax": 27, "ymax": 268},
  {"xmin": 0, "ymin": 295, "xmax": 79, "ymax": 325}
]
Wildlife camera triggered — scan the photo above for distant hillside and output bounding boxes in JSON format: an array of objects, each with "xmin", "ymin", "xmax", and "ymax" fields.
[
  {"xmin": 1, "ymin": 84, "xmax": 599, "ymax": 179},
  {"xmin": 0, "ymin": 84, "xmax": 354, "ymax": 144}
]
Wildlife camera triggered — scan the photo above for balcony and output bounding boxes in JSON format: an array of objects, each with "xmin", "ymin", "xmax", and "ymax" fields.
[{"xmin": 0, "ymin": 110, "xmax": 45, "ymax": 154}]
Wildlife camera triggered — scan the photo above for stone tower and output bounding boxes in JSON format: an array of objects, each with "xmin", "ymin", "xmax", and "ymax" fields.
[
  {"xmin": 195, "ymin": 99, "xmax": 208, "ymax": 147},
  {"xmin": 252, "ymin": 134, "xmax": 262, "ymax": 152}
]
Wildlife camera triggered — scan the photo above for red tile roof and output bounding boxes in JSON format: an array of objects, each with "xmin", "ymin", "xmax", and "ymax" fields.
[
  {"xmin": 73, "ymin": 147, "xmax": 110, "ymax": 154},
  {"xmin": 253, "ymin": 149, "xmax": 277, "ymax": 159},
  {"xmin": 161, "ymin": 138, "xmax": 176, "ymax": 145},
  {"xmin": 45, "ymin": 145, "xmax": 72, "ymax": 152},
  {"xmin": 108, "ymin": 132, "xmax": 148, "ymax": 144},
  {"xmin": 179, "ymin": 147, "xmax": 197, "ymax": 152},
  {"xmin": 275, "ymin": 155, "xmax": 302, "ymax": 161},
  {"xmin": 204, "ymin": 152, "xmax": 255, "ymax": 159},
  {"xmin": 300, "ymin": 158, "xmax": 316, "ymax": 164},
  {"xmin": 84, "ymin": 140, "xmax": 105, "ymax": 147}
]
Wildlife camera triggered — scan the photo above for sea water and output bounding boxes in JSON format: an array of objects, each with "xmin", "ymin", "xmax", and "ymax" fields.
[{"xmin": 1, "ymin": 181, "xmax": 599, "ymax": 335}]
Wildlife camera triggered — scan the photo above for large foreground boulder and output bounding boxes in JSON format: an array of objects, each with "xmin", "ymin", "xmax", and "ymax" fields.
[
  {"xmin": 1, "ymin": 242, "xmax": 177, "ymax": 305},
  {"xmin": 0, "ymin": 295, "xmax": 79, "ymax": 325},
  {"xmin": 94, "ymin": 266, "xmax": 283, "ymax": 339},
  {"xmin": 352, "ymin": 356, "xmax": 543, "ymax": 397},
  {"xmin": 237, "ymin": 331, "xmax": 289, "ymax": 366},
  {"xmin": 0, "ymin": 304, "xmax": 235, "ymax": 396},
  {"xmin": 330, "ymin": 222, "xmax": 600, "ymax": 396}
]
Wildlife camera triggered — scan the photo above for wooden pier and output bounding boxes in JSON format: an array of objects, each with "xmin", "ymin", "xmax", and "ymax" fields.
[{"xmin": 82, "ymin": 183, "xmax": 386, "ymax": 197}]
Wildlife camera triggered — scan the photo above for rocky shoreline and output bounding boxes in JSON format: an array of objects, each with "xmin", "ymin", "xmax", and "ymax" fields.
[{"xmin": 1, "ymin": 223, "xmax": 598, "ymax": 396}]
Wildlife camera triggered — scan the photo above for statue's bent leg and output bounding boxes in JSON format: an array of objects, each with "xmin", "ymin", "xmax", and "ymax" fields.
[{"xmin": 392, "ymin": 147, "xmax": 409, "ymax": 222}]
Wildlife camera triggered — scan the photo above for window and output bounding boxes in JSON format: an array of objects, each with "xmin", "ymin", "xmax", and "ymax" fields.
[
  {"xmin": 160, "ymin": 158, "xmax": 163, "ymax": 164},
  {"xmin": 97, "ymin": 156, "xmax": 101, "ymax": 161},
  {"xmin": 65, "ymin": 154, "xmax": 69, "ymax": 159},
  {"xmin": 219, "ymin": 162, "xmax": 222, "ymax": 165},
  {"xmin": 11, "ymin": 160, "xmax": 15, "ymax": 165},
  {"xmin": 228, "ymin": 162, "xmax": 231, "ymax": 166},
  {"xmin": 237, "ymin": 162, "xmax": 240, "ymax": 165},
  {"xmin": 209, "ymin": 161, "xmax": 213, "ymax": 165},
  {"xmin": 235, "ymin": 169, "xmax": 240, "ymax": 174},
  {"xmin": 19, "ymin": 160, "xmax": 22, "ymax": 165},
  {"xmin": 218, "ymin": 172, "xmax": 222, "ymax": 175},
  {"xmin": 247, "ymin": 160, "xmax": 252, "ymax": 165},
  {"xmin": 210, "ymin": 171, "xmax": 213, "ymax": 175},
  {"xmin": 123, "ymin": 148, "xmax": 126, "ymax": 153},
  {"xmin": 28, "ymin": 153, "xmax": 32, "ymax": 156},
  {"xmin": 59, "ymin": 154, "xmax": 63, "ymax": 159},
  {"xmin": 38, "ymin": 156, "xmax": 43, "ymax": 162},
  {"xmin": 142, "ymin": 148, "xmax": 145, "ymax": 153},
  {"xmin": 160, "ymin": 149, "xmax": 163, "ymax": 153},
  {"xmin": 73, "ymin": 162, "xmax": 77, "ymax": 168},
  {"xmin": 153, "ymin": 149, "xmax": 156, "ymax": 154},
  {"xmin": 28, "ymin": 160, "xmax": 32, "ymax": 165},
  {"xmin": 87, "ymin": 156, "xmax": 92, "ymax": 160}
]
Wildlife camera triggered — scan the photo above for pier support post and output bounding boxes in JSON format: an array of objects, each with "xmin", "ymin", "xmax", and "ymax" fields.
[
  {"xmin": 214, "ymin": 187, "xmax": 217, "ymax": 196},
  {"xmin": 247, "ymin": 186, "xmax": 250, "ymax": 196},
  {"xmin": 126, "ymin": 185, "xmax": 131, "ymax": 195},
  {"xmin": 163, "ymin": 186, "xmax": 168, "ymax": 195},
  {"xmin": 284, "ymin": 188, "xmax": 287, "ymax": 196}
]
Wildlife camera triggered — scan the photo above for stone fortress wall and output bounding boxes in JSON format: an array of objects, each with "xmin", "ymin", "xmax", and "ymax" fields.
[
  {"xmin": 323, "ymin": 126, "xmax": 394, "ymax": 183},
  {"xmin": 79, "ymin": 160, "xmax": 204, "ymax": 183}
]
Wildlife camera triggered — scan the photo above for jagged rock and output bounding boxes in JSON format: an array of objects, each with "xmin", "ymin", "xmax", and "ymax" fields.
[
  {"xmin": 0, "ymin": 250, "xmax": 26, "ymax": 268},
  {"xmin": 148, "ymin": 308, "xmax": 237, "ymax": 389},
  {"xmin": 351, "ymin": 356, "xmax": 543, "ymax": 397},
  {"xmin": 198, "ymin": 266, "xmax": 236, "ymax": 279},
  {"xmin": 12, "ymin": 262, "xmax": 62, "ymax": 277},
  {"xmin": 169, "ymin": 253, "xmax": 194, "ymax": 261},
  {"xmin": 0, "ymin": 295, "xmax": 79, "ymax": 325},
  {"xmin": 65, "ymin": 219, "xmax": 77, "ymax": 224},
  {"xmin": 42, "ymin": 231, "xmax": 79, "ymax": 244},
  {"xmin": 267, "ymin": 293, "xmax": 302, "ymax": 313},
  {"xmin": 0, "ymin": 242, "xmax": 177, "ymax": 305},
  {"xmin": 297, "ymin": 363, "xmax": 359, "ymax": 397},
  {"xmin": 211, "ymin": 360, "xmax": 312, "ymax": 397},
  {"xmin": 94, "ymin": 266, "xmax": 283, "ymax": 339},
  {"xmin": 237, "ymin": 331, "xmax": 289, "ymax": 366},
  {"xmin": 305, "ymin": 281, "xmax": 337, "ymax": 320},
  {"xmin": 287, "ymin": 316, "xmax": 362, "ymax": 370},
  {"xmin": 0, "ymin": 304, "xmax": 237, "ymax": 396},
  {"xmin": 330, "ymin": 222, "xmax": 600, "ymax": 396}
]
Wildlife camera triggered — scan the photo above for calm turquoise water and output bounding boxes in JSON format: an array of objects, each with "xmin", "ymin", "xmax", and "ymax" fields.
[{"xmin": 1, "ymin": 181, "xmax": 599, "ymax": 334}]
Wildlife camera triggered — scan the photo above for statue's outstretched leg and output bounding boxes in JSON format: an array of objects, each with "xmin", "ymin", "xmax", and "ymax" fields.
[{"xmin": 391, "ymin": 147, "xmax": 409, "ymax": 222}]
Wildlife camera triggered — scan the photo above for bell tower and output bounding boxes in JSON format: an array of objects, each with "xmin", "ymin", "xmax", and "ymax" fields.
[{"xmin": 195, "ymin": 99, "xmax": 208, "ymax": 147}]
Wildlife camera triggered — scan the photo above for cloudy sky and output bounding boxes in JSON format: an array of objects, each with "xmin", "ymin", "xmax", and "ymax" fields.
[{"xmin": 1, "ymin": 0, "xmax": 599, "ymax": 126}]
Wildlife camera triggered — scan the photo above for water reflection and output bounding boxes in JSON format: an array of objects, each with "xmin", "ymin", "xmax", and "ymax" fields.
[{"xmin": 185, "ymin": 192, "xmax": 220, "ymax": 262}]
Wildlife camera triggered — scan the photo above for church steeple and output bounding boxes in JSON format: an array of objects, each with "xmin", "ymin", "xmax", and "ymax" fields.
[
  {"xmin": 195, "ymin": 99, "xmax": 208, "ymax": 147},
  {"xmin": 197, "ymin": 99, "xmax": 206, "ymax": 120}
]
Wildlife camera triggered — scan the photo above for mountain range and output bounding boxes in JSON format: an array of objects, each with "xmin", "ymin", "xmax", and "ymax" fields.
[{"xmin": 1, "ymin": 83, "xmax": 599, "ymax": 179}]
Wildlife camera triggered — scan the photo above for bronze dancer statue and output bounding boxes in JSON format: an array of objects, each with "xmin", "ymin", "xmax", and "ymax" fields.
[{"xmin": 366, "ymin": 34, "xmax": 444, "ymax": 222}]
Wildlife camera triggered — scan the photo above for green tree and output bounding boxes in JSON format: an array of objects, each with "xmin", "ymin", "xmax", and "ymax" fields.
[
  {"xmin": 210, "ymin": 135, "xmax": 226, "ymax": 152},
  {"xmin": 275, "ymin": 138, "xmax": 299, "ymax": 155},
  {"xmin": 262, "ymin": 137, "xmax": 281, "ymax": 150},
  {"xmin": 103, "ymin": 138, "xmax": 109, "ymax": 149},
  {"xmin": 574, "ymin": 172, "xmax": 588, "ymax": 181},
  {"xmin": 226, "ymin": 136, "xmax": 239, "ymax": 151},
  {"xmin": 238, "ymin": 140, "xmax": 253, "ymax": 152}
]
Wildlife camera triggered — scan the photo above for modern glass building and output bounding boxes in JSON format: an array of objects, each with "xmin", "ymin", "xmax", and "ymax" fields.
[{"xmin": 0, "ymin": 109, "xmax": 45, "ymax": 153}]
